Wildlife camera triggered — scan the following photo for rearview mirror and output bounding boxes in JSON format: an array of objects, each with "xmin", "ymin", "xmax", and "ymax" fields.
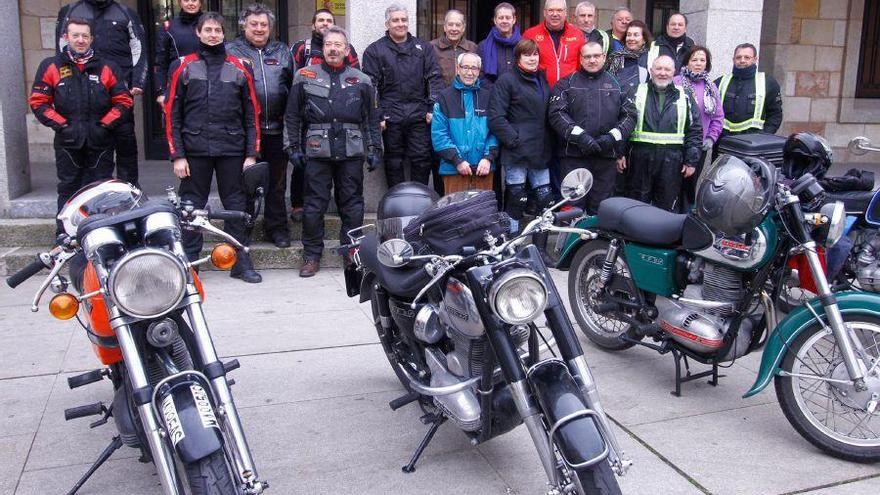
[
  {"xmin": 848, "ymin": 136, "xmax": 873, "ymax": 156},
  {"xmin": 560, "ymin": 168, "xmax": 593, "ymax": 201},
  {"xmin": 378, "ymin": 238, "xmax": 414, "ymax": 268}
]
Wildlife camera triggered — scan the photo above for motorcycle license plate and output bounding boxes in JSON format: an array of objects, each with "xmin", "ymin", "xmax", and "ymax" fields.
[{"xmin": 343, "ymin": 263, "xmax": 362, "ymax": 297}]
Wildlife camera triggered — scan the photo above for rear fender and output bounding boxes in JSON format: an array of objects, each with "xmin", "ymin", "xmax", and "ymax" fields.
[
  {"xmin": 556, "ymin": 216, "xmax": 599, "ymax": 271},
  {"xmin": 358, "ymin": 271, "xmax": 376, "ymax": 303},
  {"xmin": 527, "ymin": 359, "xmax": 609, "ymax": 468},
  {"xmin": 743, "ymin": 291, "xmax": 880, "ymax": 398},
  {"xmin": 152, "ymin": 372, "xmax": 223, "ymax": 463}
]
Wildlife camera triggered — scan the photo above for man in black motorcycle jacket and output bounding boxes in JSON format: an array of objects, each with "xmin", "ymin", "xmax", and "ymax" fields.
[
  {"xmin": 284, "ymin": 26, "xmax": 382, "ymax": 278},
  {"xmin": 550, "ymin": 41, "xmax": 637, "ymax": 214},
  {"xmin": 227, "ymin": 3, "xmax": 294, "ymax": 248},
  {"xmin": 56, "ymin": 0, "xmax": 148, "ymax": 187}
]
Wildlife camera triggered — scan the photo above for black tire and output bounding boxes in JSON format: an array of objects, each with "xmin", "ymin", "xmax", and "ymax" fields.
[
  {"xmin": 573, "ymin": 461, "xmax": 622, "ymax": 495},
  {"xmin": 774, "ymin": 314, "xmax": 880, "ymax": 462},
  {"xmin": 567, "ymin": 240, "xmax": 636, "ymax": 351},
  {"xmin": 184, "ymin": 451, "xmax": 237, "ymax": 495}
]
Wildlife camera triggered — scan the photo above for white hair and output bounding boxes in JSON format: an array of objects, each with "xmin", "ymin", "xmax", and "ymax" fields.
[
  {"xmin": 444, "ymin": 9, "xmax": 465, "ymax": 25},
  {"xmin": 544, "ymin": 0, "xmax": 567, "ymax": 9},
  {"xmin": 456, "ymin": 52, "xmax": 481, "ymax": 68},
  {"xmin": 575, "ymin": 1, "xmax": 596, "ymax": 14},
  {"xmin": 385, "ymin": 4, "xmax": 408, "ymax": 22},
  {"xmin": 651, "ymin": 54, "xmax": 675, "ymax": 69}
]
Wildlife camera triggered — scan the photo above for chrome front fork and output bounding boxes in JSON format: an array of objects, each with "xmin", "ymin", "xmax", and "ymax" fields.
[
  {"xmin": 112, "ymin": 317, "xmax": 183, "ymax": 495},
  {"xmin": 568, "ymin": 355, "xmax": 632, "ymax": 476},
  {"xmin": 509, "ymin": 380, "xmax": 561, "ymax": 487},
  {"xmin": 803, "ymin": 244, "xmax": 869, "ymax": 389},
  {"xmin": 185, "ymin": 299, "xmax": 267, "ymax": 493}
]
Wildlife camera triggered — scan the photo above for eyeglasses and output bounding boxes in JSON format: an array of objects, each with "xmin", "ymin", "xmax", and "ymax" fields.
[{"xmin": 458, "ymin": 65, "xmax": 480, "ymax": 72}]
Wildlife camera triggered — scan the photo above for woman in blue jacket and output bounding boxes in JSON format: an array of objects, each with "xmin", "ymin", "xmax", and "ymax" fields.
[{"xmin": 431, "ymin": 52, "xmax": 498, "ymax": 194}]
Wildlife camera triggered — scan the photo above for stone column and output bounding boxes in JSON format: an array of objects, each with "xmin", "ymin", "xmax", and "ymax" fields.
[
  {"xmin": 680, "ymin": 0, "xmax": 765, "ymax": 78},
  {"xmin": 0, "ymin": 0, "xmax": 31, "ymax": 216}
]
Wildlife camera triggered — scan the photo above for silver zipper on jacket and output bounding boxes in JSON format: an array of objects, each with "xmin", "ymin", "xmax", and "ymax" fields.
[{"xmin": 258, "ymin": 48, "xmax": 269, "ymax": 130}]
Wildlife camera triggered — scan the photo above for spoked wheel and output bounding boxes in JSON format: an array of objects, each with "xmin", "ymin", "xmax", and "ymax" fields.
[
  {"xmin": 775, "ymin": 315, "xmax": 880, "ymax": 462},
  {"xmin": 568, "ymin": 240, "xmax": 637, "ymax": 351}
]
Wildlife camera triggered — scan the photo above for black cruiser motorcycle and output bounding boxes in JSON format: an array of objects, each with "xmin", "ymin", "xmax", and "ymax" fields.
[
  {"xmin": 6, "ymin": 180, "xmax": 267, "ymax": 494},
  {"xmin": 337, "ymin": 170, "xmax": 629, "ymax": 495}
]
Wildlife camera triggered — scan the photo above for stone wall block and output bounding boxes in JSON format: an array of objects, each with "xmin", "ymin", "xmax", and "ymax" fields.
[
  {"xmin": 781, "ymin": 121, "xmax": 826, "ymax": 136},
  {"xmin": 800, "ymin": 19, "xmax": 836, "ymax": 45},
  {"xmin": 40, "ymin": 17, "xmax": 55, "ymax": 49},
  {"xmin": 828, "ymin": 71, "xmax": 841, "ymax": 97},
  {"xmin": 795, "ymin": 71, "xmax": 830, "ymax": 97},
  {"xmin": 784, "ymin": 71, "xmax": 798, "ymax": 96},
  {"xmin": 20, "ymin": 0, "xmax": 59, "ymax": 18},
  {"xmin": 832, "ymin": 20, "xmax": 847, "ymax": 46},
  {"xmin": 20, "ymin": 16, "xmax": 41, "ymax": 50},
  {"xmin": 865, "ymin": 125, "xmax": 880, "ymax": 144},
  {"xmin": 785, "ymin": 96, "xmax": 813, "ymax": 121},
  {"xmin": 793, "ymin": 0, "xmax": 820, "ymax": 18},
  {"xmin": 810, "ymin": 97, "xmax": 840, "ymax": 122},
  {"xmin": 825, "ymin": 123, "xmax": 865, "ymax": 147},
  {"xmin": 819, "ymin": 0, "xmax": 849, "ymax": 19},
  {"xmin": 781, "ymin": 44, "xmax": 816, "ymax": 71},
  {"xmin": 815, "ymin": 46, "xmax": 844, "ymax": 71},
  {"xmin": 790, "ymin": 18, "xmax": 802, "ymax": 43},
  {"xmin": 23, "ymin": 49, "xmax": 53, "ymax": 84}
]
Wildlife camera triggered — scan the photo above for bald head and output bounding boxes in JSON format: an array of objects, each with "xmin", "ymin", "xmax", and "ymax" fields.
[{"xmin": 651, "ymin": 55, "xmax": 675, "ymax": 88}]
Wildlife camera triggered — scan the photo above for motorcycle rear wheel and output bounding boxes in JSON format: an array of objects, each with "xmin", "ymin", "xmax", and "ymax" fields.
[
  {"xmin": 370, "ymin": 292, "xmax": 424, "ymax": 393},
  {"xmin": 568, "ymin": 240, "xmax": 637, "ymax": 351},
  {"xmin": 775, "ymin": 314, "xmax": 880, "ymax": 462}
]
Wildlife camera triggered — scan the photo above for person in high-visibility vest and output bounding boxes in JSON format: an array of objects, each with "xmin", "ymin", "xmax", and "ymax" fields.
[
  {"xmin": 619, "ymin": 55, "xmax": 703, "ymax": 212},
  {"xmin": 574, "ymin": 1, "xmax": 610, "ymax": 54},
  {"xmin": 606, "ymin": 20, "xmax": 652, "ymax": 93},
  {"xmin": 714, "ymin": 43, "xmax": 783, "ymax": 136},
  {"xmin": 651, "ymin": 12, "xmax": 695, "ymax": 73}
]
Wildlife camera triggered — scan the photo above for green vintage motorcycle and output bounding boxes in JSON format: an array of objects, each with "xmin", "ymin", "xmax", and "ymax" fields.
[{"xmin": 557, "ymin": 154, "xmax": 880, "ymax": 462}]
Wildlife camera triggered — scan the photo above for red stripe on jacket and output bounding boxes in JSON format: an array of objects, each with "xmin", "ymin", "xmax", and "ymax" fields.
[
  {"xmin": 164, "ymin": 53, "xmax": 199, "ymax": 157},
  {"xmin": 99, "ymin": 65, "xmax": 133, "ymax": 127},
  {"xmin": 227, "ymin": 56, "xmax": 261, "ymax": 155},
  {"xmin": 28, "ymin": 63, "xmax": 67, "ymax": 127}
]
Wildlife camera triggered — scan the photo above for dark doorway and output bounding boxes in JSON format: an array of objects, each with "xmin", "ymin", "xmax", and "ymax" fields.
[
  {"xmin": 138, "ymin": 0, "xmax": 288, "ymax": 160},
  {"xmin": 646, "ymin": 0, "xmax": 680, "ymax": 37}
]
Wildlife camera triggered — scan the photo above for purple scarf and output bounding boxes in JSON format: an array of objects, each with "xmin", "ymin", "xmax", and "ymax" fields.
[{"xmin": 481, "ymin": 26, "xmax": 521, "ymax": 76}]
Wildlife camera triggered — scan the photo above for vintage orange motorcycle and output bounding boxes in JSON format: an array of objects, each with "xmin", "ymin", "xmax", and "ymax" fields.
[{"xmin": 6, "ymin": 180, "xmax": 267, "ymax": 495}]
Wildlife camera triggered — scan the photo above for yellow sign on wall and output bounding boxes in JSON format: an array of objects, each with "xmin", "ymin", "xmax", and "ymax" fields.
[{"xmin": 316, "ymin": 0, "xmax": 345, "ymax": 16}]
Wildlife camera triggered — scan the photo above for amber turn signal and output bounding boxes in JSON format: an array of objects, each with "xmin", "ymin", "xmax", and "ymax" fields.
[
  {"xmin": 211, "ymin": 243, "xmax": 237, "ymax": 270},
  {"xmin": 49, "ymin": 293, "xmax": 80, "ymax": 320}
]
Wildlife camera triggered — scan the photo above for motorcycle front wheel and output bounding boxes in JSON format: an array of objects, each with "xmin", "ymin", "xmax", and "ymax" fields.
[
  {"xmin": 568, "ymin": 240, "xmax": 637, "ymax": 351},
  {"xmin": 775, "ymin": 314, "xmax": 880, "ymax": 462},
  {"xmin": 184, "ymin": 450, "xmax": 237, "ymax": 495},
  {"xmin": 570, "ymin": 461, "xmax": 622, "ymax": 495}
]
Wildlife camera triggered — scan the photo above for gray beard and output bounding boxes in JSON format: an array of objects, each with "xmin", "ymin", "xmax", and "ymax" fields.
[{"xmin": 654, "ymin": 80, "xmax": 671, "ymax": 89}]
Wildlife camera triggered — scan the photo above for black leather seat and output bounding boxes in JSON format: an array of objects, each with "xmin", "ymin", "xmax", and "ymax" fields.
[
  {"xmin": 596, "ymin": 197, "xmax": 713, "ymax": 250},
  {"xmin": 359, "ymin": 233, "xmax": 431, "ymax": 298},
  {"xmin": 826, "ymin": 190, "xmax": 877, "ymax": 214}
]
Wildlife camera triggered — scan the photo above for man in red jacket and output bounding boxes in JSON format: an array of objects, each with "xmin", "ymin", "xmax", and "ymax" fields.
[{"xmin": 523, "ymin": 0, "xmax": 585, "ymax": 87}]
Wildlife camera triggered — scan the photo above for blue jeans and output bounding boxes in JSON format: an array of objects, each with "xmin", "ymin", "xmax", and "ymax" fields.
[{"xmin": 505, "ymin": 165, "xmax": 550, "ymax": 187}]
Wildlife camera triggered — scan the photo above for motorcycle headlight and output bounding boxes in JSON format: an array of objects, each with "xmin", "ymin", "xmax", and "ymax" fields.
[
  {"xmin": 821, "ymin": 201, "xmax": 846, "ymax": 248},
  {"xmin": 108, "ymin": 248, "xmax": 187, "ymax": 318},
  {"xmin": 489, "ymin": 269, "xmax": 548, "ymax": 325}
]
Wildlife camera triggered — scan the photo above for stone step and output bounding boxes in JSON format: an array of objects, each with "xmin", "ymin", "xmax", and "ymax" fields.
[
  {"xmin": 0, "ymin": 241, "xmax": 343, "ymax": 277},
  {"xmin": 0, "ymin": 214, "xmax": 378, "ymax": 247}
]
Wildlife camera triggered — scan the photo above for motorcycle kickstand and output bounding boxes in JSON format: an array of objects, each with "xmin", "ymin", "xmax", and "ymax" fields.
[
  {"xmin": 402, "ymin": 413, "xmax": 447, "ymax": 473},
  {"xmin": 670, "ymin": 349, "xmax": 723, "ymax": 397},
  {"xmin": 66, "ymin": 436, "xmax": 123, "ymax": 495}
]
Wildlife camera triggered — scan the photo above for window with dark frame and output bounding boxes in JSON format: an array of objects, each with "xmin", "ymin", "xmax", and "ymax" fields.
[
  {"xmin": 646, "ymin": 0, "xmax": 680, "ymax": 37},
  {"xmin": 856, "ymin": 0, "xmax": 880, "ymax": 98}
]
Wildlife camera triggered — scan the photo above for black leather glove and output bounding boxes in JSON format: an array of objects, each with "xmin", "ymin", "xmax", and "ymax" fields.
[
  {"xmin": 595, "ymin": 134, "xmax": 615, "ymax": 154},
  {"xmin": 287, "ymin": 148, "xmax": 306, "ymax": 170},
  {"xmin": 366, "ymin": 149, "xmax": 382, "ymax": 172},
  {"xmin": 576, "ymin": 134, "xmax": 601, "ymax": 155}
]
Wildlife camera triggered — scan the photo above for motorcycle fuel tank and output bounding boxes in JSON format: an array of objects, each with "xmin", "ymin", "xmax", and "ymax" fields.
[
  {"xmin": 693, "ymin": 218, "xmax": 777, "ymax": 271},
  {"xmin": 439, "ymin": 277, "xmax": 484, "ymax": 338}
]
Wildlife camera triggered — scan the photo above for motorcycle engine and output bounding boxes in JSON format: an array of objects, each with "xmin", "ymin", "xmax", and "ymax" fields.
[
  {"xmin": 414, "ymin": 277, "xmax": 530, "ymax": 432},
  {"xmin": 854, "ymin": 231, "xmax": 880, "ymax": 291},
  {"xmin": 658, "ymin": 262, "xmax": 752, "ymax": 361}
]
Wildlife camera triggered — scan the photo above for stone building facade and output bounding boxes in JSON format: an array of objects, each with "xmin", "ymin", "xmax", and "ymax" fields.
[{"xmin": 0, "ymin": 0, "xmax": 878, "ymax": 213}]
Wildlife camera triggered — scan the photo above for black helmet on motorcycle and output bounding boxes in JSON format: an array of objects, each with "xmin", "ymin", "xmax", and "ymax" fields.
[
  {"xmin": 58, "ymin": 180, "xmax": 146, "ymax": 237},
  {"xmin": 695, "ymin": 155, "xmax": 775, "ymax": 236},
  {"xmin": 376, "ymin": 182, "xmax": 439, "ymax": 241},
  {"xmin": 782, "ymin": 132, "xmax": 833, "ymax": 180}
]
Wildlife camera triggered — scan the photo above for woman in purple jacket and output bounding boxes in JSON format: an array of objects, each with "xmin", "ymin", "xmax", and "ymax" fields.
[{"xmin": 673, "ymin": 45, "xmax": 724, "ymax": 210}]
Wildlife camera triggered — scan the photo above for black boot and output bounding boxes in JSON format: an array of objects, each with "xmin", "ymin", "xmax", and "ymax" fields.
[
  {"xmin": 532, "ymin": 231, "xmax": 555, "ymax": 267},
  {"xmin": 230, "ymin": 251, "xmax": 262, "ymax": 283}
]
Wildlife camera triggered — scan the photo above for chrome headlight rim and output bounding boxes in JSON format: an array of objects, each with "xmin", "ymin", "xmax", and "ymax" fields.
[
  {"xmin": 81, "ymin": 226, "xmax": 124, "ymax": 259},
  {"xmin": 489, "ymin": 269, "xmax": 548, "ymax": 325},
  {"xmin": 107, "ymin": 248, "xmax": 187, "ymax": 319}
]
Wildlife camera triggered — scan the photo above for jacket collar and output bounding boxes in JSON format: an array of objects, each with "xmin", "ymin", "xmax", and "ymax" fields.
[{"xmin": 452, "ymin": 76, "xmax": 480, "ymax": 91}]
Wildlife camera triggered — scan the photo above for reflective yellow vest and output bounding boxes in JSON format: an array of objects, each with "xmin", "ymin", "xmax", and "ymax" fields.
[
  {"xmin": 718, "ymin": 72, "xmax": 767, "ymax": 132},
  {"xmin": 630, "ymin": 83, "xmax": 688, "ymax": 145}
]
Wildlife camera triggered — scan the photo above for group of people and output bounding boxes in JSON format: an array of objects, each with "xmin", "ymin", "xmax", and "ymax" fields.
[{"xmin": 29, "ymin": 0, "xmax": 786, "ymax": 283}]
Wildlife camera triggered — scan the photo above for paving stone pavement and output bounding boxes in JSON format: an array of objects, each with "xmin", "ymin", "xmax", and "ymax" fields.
[{"xmin": 0, "ymin": 269, "xmax": 878, "ymax": 494}]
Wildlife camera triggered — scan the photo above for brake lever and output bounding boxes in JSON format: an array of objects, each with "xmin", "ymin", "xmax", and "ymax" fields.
[
  {"xmin": 31, "ymin": 249, "xmax": 78, "ymax": 312},
  {"xmin": 409, "ymin": 257, "xmax": 462, "ymax": 309},
  {"xmin": 186, "ymin": 215, "xmax": 247, "ymax": 251}
]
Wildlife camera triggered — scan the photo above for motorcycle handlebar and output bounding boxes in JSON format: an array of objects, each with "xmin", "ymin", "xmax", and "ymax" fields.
[
  {"xmin": 6, "ymin": 256, "xmax": 48, "ymax": 289},
  {"xmin": 207, "ymin": 209, "xmax": 251, "ymax": 223},
  {"xmin": 553, "ymin": 208, "xmax": 584, "ymax": 223}
]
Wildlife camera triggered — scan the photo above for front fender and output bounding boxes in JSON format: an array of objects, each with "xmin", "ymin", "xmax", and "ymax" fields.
[
  {"xmin": 743, "ymin": 291, "xmax": 880, "ymax": 398},
  {"xmin": 556, "ymin": 215, "xmax": 599, "ymax": 271},
  {"xmin": 153, "ymin": 372, "xmax": 223, "ymax": 463}
]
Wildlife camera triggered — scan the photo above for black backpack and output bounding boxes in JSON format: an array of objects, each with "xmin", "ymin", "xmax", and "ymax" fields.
[{"xmin": 404, "ymin": 190, "xmax": 510, "ymax": 255}]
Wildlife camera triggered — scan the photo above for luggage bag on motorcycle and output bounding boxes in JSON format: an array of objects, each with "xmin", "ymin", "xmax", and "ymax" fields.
[
  {"xmin": 717, "ymin": 133, "xmax": 787, "ymax": 168},
  {"xmin": 403, "ymin": 190, "xmax": 510, "ymax": 255}
]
